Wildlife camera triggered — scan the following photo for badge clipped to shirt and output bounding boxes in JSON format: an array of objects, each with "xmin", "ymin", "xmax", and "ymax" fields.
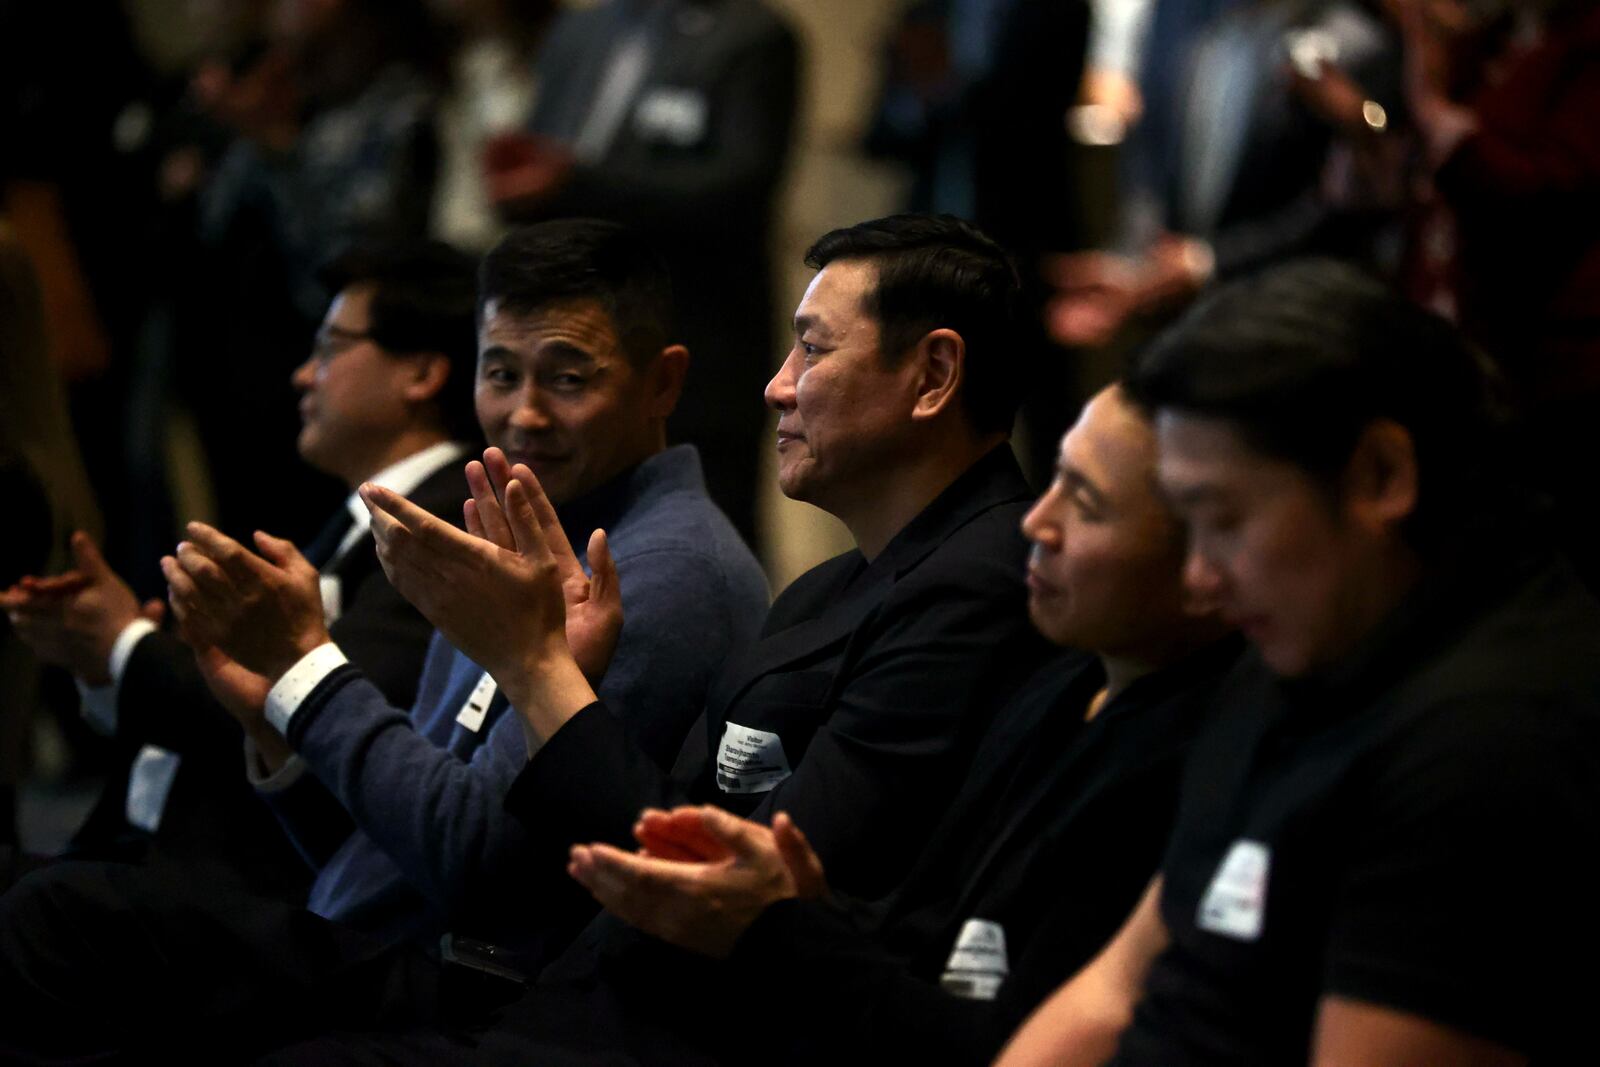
[
  {"xmin": 939, "ymin": 918, "xmax": 1010, "ymax": 1001},
  {"xmin": 125, "ymin": 744, "xmax": 182, "ymax": 833},
  {"xmin": 318, "ymin": 574, "xmax": 343, "ymax": 625},
  {"xmin": 714, "ymin": 721, "xmax": 791, "ymax": 794},
  {"xmin": 632, "ymin": 87, "xmax": 708, "ymax": 147},
  {"xmin": 455, "ymin": 671, "xmax": 498, "ymax": 734},
  {"xmin": 1197, "ymin": 838, "xmax": 1272, "ymax": 941}
]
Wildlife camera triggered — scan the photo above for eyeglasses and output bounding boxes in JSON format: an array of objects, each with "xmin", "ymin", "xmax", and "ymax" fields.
[{"xmin": 310, "ymin": 325, "xmax": 376, "ymax": 364}]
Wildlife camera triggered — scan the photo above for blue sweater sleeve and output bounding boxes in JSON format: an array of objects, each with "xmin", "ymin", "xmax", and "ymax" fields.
[
  {"xmin": 271, "ymin": 545, "xmax": 762, "ymax": 929},
  {"xmin": 259, "ymin": 631, "xmax": 463, "ymax": 870}
]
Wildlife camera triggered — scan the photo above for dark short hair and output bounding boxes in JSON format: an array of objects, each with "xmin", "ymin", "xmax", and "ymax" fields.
[
  {"xmin": 319, "ymin": 240, "xmax": 481, "ymax": 441},
  {"xmin": 1126, "ymin": 259, "xmax": 1511, "ymax": 551},
  {"xmin": 805, "ymin": 214, "xmax": 1022, "ymax": 434},
  {"xmin": 478, "ymin": 219, "xmax": 674, "ymax": 367}
]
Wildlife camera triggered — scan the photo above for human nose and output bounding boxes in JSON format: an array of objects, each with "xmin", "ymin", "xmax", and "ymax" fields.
[
  {"xmin": 508, "ymin": 384, "xmax": 553, "ymax": 432},
  {"xmin": 765, "ymin": 350, "xmax": 799, "ymax": 412},
  {"xmin": 1020, "ymin": 486, "xmax": 1061, "ymax": 550},
  {"xmin": 1182, "ymin": 544, "xmax": 1226, "ymax": 603},
  {"xmin": 290, "ymin": 355, "xmax": 317, "ymax": 391}
]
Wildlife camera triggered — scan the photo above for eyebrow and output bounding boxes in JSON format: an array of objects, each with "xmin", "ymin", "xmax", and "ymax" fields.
[
  {"xmin": 792, "ymin": 314, "xmax": 834, "ymax": 342},
  {"xmin": 1057, "ymin": 462, "xmax": 1108, "ymax": 507},
  {"xmin": 479, "ymin": 343, "xmax": 602, "ymax": 368},
  {"xmin": 321, "ymin": 324, "xmax": 370, "ymax": 339}
]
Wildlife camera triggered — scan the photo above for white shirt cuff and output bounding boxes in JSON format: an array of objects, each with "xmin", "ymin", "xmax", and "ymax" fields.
[
  {"xmin": 76, "ymin": 619, "xmax": 159, "ymax": 736},
  {"xmin": 264, "ymin": 642, "xmax": 349, "ymax": 735},
  {"xmin": 243, "ymin": 738, "xmax": 310, "ymax": 793},
  {"xmin": 109, "ymin": 618, "xmax": 159, "ymax": 685}
]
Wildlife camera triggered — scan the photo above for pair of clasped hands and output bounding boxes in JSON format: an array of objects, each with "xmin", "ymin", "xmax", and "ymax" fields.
[{"xmin": 157, "ymin": 447, "xmax": 830, "ymax": 957}]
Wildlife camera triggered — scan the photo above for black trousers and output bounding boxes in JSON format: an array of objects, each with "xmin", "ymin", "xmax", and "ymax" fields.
[{"xmin": 0, "ymin": 860, "xmax": 443, "ymax": 1064}]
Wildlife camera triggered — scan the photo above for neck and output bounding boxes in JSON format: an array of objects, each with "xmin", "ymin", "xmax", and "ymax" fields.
[
  {"xmin": 1097, "ymin": 615, "xmax": 1234, "ymax": 703},
  {"xmin": 1328, "ymin": 540, "xmax": 1426, "ymax": 664},
  {"xmin": 838, "ymin": 427, "xmax": 1007, "ymax": 561},
  {"xmin": 342, "ymin": 427, "xmax": 451, "ymax": 490}
]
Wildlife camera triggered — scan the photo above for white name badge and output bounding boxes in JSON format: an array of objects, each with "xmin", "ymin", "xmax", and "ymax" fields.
[
  {"xmin": 633, "ymin": 88, "xmax": 708, "ymax": 146},
  {"xmin": 455, "ymin": 672, "xmax": 498, "ymax": 734},
  {"xmin": 126, "ymin": 744, "xmax": 182, "ymax": 833},
  {"xmin": 1198, "ymin": 839, "xmax": 1272, "ymax": 941},
  {"xmin": 714, "ymin": 722, "xmax": 791, "ymax": 794},
  {"xmin": 318, "ymin": 575, "xmax": 343, "ymax": 625},
  {"xmin": 939, "ymin": 918, "xmax": 1010, "ymax": 1001}
]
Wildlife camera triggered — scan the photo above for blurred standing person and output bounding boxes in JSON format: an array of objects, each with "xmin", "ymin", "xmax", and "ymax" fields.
[
  {"xmin": 182, "ymin": 0, "xmax": 446, "ymax": 545},
  {"xmin": 1044, "ymin": 0, "xmax": 1401, "ymax": 349},
  {"xmin": 865, "ymin": 0, "xmax": 1091, "ymax": 485},
  {"xmin": 482, "ymin": 0, "xmax": 800, "ymax": 545},
  {"xmin": 1399, "ymin": 0, "xmax": 1600, "ymax": 589},
  {"xmin": 429, "ymin": 0, "xmax": 558, "ymax": 252},
  {"xmin": 0, "ymin": 226, "xmax": 104, "ymax": 852}
]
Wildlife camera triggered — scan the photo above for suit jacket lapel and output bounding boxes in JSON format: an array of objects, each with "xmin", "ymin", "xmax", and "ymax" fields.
[{"xmin": 703, "ymin": 445, "xmax": 1034, "ymax": 726}]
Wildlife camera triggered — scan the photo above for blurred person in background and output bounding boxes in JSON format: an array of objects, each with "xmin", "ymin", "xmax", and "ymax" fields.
[
  {"xmin": 0, "ymin": 225, "xmax": 104, "ymax": 854},
  {"xmin": 179, "ymin": 0, "xmax": 446, "ymax": 546},
  {"xmin": 1044, "ymin": 0, "xmax": 1401, "ymax": 350},
  {"xmin": 1397, "ymin": 0, "xmax": 1600, "ymax": 589},
  {"xmin": 864, "ymin": 0, "xmax": 1092, "ymax": 485},
  {"xmin": 482, "ymin": 0, "xmax": 801, "ymax": 546},
  {"xmin": 429, "ymin": 0, "xmax": 559, "ymax": 252}
]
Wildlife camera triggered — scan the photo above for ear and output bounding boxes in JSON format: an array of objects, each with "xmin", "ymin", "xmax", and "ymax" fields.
[
  {"xmin": 645, "ymin": 344, "xmax": 690, "ymax": 420},
  {"xmin": 401, "ymin": 352, "xmax": 452, "ymax": 405},
  {"xmin": 909, "ymin": 328, "xmax": 965, "ymax": 422},
  {"xmin": 1343, "ymin": 419, "xmax": 1419, "ymax": 534}
]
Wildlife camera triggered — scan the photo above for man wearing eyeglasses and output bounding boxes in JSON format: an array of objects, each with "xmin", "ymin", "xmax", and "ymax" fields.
[{"xmin": 2, "ymin": 240, "xmax": 481, "ymax": 889}]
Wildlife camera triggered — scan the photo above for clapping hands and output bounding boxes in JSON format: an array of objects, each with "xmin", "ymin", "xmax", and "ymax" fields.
[
  {"xmin": 361, "ymin": 448, "xmax": 622, "ymax": 746},
  {"xmin": 568, "ymin": 806, "xmax": 829, "ymax": 959}
]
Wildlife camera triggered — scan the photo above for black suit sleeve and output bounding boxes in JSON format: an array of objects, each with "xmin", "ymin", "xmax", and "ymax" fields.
[
  {"xmin": 503, "ymin": 700, "xmax": 683, "ymax": 864},
  {"xmin": 117, "ymin": 632, "xmax": 242, "ymax": 754}
]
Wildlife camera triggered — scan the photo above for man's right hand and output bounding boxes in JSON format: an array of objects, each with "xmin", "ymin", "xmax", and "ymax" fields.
[{"xmin": 1, "ymin": 531, "xmax": 163, "ymax": 685}]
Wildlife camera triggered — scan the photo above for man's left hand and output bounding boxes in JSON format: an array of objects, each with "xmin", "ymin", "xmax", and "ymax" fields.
[{"xmin": 160, "ymin": 523, "xmax": 330, "ymax": 682}]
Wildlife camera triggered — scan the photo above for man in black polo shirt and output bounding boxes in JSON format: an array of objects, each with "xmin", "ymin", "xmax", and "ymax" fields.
[{"xmin": 997, "ymin": 261, "xmax": 1600, "ymax": 1067}]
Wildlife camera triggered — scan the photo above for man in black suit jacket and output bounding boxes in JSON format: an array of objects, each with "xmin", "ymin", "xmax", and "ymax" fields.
[{"xmin": 2, "ymin": 241, "xmax": 481, "ymax": 890}]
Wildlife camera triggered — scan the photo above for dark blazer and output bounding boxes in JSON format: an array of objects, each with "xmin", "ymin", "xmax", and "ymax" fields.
[
  {"xmin": 507, "ymin": 445, "xmax": 1054, "ymax": 905},
  {"xmin": 68, "ymin": 459, "xmax": 470, "ymax": 891}
]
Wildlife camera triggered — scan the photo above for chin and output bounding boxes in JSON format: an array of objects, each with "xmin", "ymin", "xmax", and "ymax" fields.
[
  {"xmin": 1027, "ymin": 603, "xmax": 1074, "ymax": 649},
  {"xmin": 775, "ymin": 472, "xmax": 814, "ymax": 504},
  {"xmin": 1256, "ymin": 641, "xmax": 1313, "ymax": 678}
]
